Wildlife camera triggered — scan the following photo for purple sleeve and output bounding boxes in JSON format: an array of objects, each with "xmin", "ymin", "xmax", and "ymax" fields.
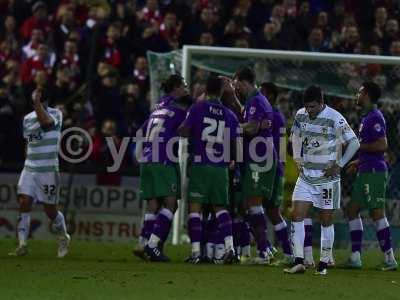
[
  {"xmin": 181, "ymin": 103, "xmax": 198, "ymax": 130},
  {"xmin": 362, "ymin": 115, "xmax": 386, "ymax": 143},
  {"xmin": 229, "ymin": 112, "xmax": 239, "ymax": 139},
  {"xmin": 247, "ymin": 98, "xmax": 266, "ymax": 122}
]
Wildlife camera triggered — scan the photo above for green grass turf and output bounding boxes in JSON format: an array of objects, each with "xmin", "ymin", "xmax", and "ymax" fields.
[{"xmin": 0, "ymin": 239, "xmax": 399, "ymax": 300}]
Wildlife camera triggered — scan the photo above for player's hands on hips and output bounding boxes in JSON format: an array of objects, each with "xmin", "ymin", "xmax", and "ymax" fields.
[
  {"xmin": 294, "ymin": 158, "xmax": 304, "ymax": 174},
  {"xmin": 345, "ymin": 159, "xmax": 359, "ymax": 175},
  {"xmin": 324, "ymin": 163, "xmax": 341, "ymax": 178}
]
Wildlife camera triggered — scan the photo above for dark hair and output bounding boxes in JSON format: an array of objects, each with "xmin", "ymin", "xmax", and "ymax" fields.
[
  {"xmin": 161, "ymin": 74, "xmax": 184, "ymax": 94},
  {"xmin": 234, "ymin": 66, "xmax": 255, "ymax": 84},
  {"xmin": 206, "ymin": 75, "xmax": 223, "ymax": 96},
  {"xmin": 362, "ymin": 81, "xmax": 381, "ymax": 103},
  {"xmin": 260, "ymin": 82, "xmax": 278, "ymax": 101},
  {"xmin": 303, "ymin": 85, "xmax": 323, "ymax": 103}
]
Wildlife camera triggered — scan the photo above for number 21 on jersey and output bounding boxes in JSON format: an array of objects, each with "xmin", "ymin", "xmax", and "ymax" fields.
[{"xmin": 201, "ymin": 117, "xmax": 225, "ymax": 144}]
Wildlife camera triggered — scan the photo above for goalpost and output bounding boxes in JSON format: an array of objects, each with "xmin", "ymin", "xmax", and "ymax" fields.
[{"xmin": 148, "ymin": 46, "xmax": 400, "ymax": 245}]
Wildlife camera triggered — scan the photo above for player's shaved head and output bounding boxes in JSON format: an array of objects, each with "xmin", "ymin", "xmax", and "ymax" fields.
[
  {"xmin": 161, "ymin": 74, "xmax": 185, "ymax": 94},
  {"xmin": 362, "ymin": 81, "xmax": 381, "ymax": 103},
  {"xmin": 206, "ymin": 75, "xmax": 224, "ymax": 97},
  {"xmin": 234, "ymin": 66, "xmax": 255, "ymax": 84}
]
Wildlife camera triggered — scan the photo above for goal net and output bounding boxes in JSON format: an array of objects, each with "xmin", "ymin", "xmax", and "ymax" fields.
[{"xmin": 147, "ymin": 46, "xmax": 400, "ymax": 247}]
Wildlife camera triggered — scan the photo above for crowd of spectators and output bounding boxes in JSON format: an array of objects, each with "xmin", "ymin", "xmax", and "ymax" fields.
[{"xmin": 1, "ymin": 0, "xmax": 400, "ymax": 190}]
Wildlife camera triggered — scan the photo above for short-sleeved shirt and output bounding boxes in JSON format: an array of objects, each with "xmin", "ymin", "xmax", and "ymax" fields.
[
  {"xmin": 181, "ymin": 98, "xmax": 239, "ymax": 167},
  {"xmin": 140, "ymin": 101, "xmax": 187, "ymax": 164},
  {"xmin": 23, "ymin": 107, "xmax": 63, "ymax": 172},
  {"xmin": 358, "ymin": 108, "xmax": 387, "ymax": 172},
  {"xmin": 272, "ymin": 108, "xmax": 286, "ymax": 177},
  {"xmin": 242, "ymin": 91, "xmax": 275, "ymax": 164},
  {"xmin": 291, "ymin": 105, "xmax": 357, "ymax": 184}
]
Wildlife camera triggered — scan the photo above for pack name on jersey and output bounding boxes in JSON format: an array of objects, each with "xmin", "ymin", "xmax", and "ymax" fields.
[
  {"xmin": 209, "ymin": 106, "xmax": 223, "ymax": 116},
  {"xmin": 152, "ymin": 109, "xmax": 175, "ymax": 117}
]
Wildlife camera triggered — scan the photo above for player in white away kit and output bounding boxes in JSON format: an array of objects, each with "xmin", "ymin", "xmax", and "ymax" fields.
[
  {"xmin": 9, "ymin": 89, "xmax": 70, "ymax": 257},
  {"xmin": 284, "ymin": 85, "xmax": 359, "ymax": 275}
]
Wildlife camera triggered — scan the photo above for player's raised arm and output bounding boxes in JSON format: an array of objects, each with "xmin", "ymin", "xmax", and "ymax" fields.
[
  {"xmin": 219, "ymin": 75, "xmax": 244, "ymax": 119},
  {"xmin": 240, "ymin": 104, "xmax": 273, "ymax": 136},
  {"xmin": 228, "ymin": 113, "xmax": 242, "ymax": 167},
  {"xmin": 31, "ymin": 89, "xmax": 54, "ymax": 129}
]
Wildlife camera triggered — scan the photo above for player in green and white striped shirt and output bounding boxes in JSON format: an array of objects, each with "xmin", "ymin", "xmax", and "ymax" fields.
[
  {"xmin": 9, "ymin": 88, "xmax": 70, "ymax": 258},
  {"xmin": 284, "ymin": 85, "xmax": 359, "ymax": 275}
]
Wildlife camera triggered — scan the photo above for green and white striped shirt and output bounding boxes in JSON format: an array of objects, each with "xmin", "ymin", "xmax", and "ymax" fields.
[
  {"xmin": 292, "ymin": 105, "xmax": 357, "ymax": 184},
  {"xmin": 23, "ymin": 107, "xmax": 62, "ymax": 173}
]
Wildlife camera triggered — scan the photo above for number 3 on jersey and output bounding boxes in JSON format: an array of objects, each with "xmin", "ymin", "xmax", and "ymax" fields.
[{"xmin": 201, "ymin": 117, "xmax": 225, "ymax": 143}]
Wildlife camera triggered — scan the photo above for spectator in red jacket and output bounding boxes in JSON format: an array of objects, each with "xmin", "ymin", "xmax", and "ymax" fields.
[
  {"xmin": 103, "ymin": 23, "xmax": 122, "ymax": 69},
  {"xmin": 19, "ymin": 1, "xmax": 52, "ymax": 41},
  {"xmin": 132, "ymin": 56, "xmax": 149, "ymax": 94},
  {"xmin": 159, "ymin": 11, "xmax": 182, "ymax": 50},
  {"xmin": 22, "ymin": 28, "xmax": 44, "ymax": 60},
  {"xmin": 91, "ymin": 118, "xmax": 127, "ymax": 186},
  {"xmin": 139, "ymin": 0, "xmax": 163, "ymax": 26},
  {"xmin": 57, "ymin": 39, "xmax": 80, "ymax": 83},
  {"xmin": 21, "ymin": 43, "xmax": 55, "ymax": 84}
]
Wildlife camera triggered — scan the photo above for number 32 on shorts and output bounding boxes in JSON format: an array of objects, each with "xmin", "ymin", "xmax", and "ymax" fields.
[{"xmin": 43, "ymin": 185, "xmax": 56, "ymax": 195}]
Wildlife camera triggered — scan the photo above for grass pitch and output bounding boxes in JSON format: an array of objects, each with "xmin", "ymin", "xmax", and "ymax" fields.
[{"xmin": 0, "ymin": 239, "xmax": 398, "ymax": 300}]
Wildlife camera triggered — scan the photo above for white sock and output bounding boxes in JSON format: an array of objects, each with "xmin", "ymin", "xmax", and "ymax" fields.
[
  {"xmin": 147, "ymin": 234, "xmax": 161, "ymax": 248},
  {"xmin": 241, "ymin": 245, "xmax": 250, "ymax": 257},
  {"xmin": 291, "ymin": 221, "xmax": 305, "ymax": 259},
  {"xmin": 320, "ymin": 225, "xmax": 334, "ymax": 264},
  {"xmin": 374, "ymin": 217, "xmax": 389, "ymax": 231},
  {"xmin": 374, "ymin": 217, "xmax": 395, "ymax": 262},
  {"xmin": 53, "ymin": 211, "xmax": 67, "ymax": 236},
  {"xmin": 206, "ymin": 242, "xmax": 215, "ymax": 259},
  {"xmin": 304, "ymin": 218, "xmax": 312, "ymax": 226},
  {"xmin": 147, "ymin": 208, "xmax": 173, "ymax": 248},
  {"xmin": 351, "ymin": 251, "xmax": 361, "ymax": 261},
  {"xmin": 274, "ymin": 220, "xmax": 287, "ymax": 232},
  {"xmin": 304, "ymin": 246, "xmax": 313, "ymax": 262},
  {"xmin": 224, "ymin": 236, "xmax": 234, "ymax": 252},
  {"xmin": 349, "ymin": 217, "xmax": 363, "ymax": 231},
  {"xmin": 248, "ymin": 205, "xmax": 264, "ymax": 215},
  {"xmin": 215, "ymin": 244, "xmax": 225, "ymax": 259},
  {"xmin": 192, "ymin": 242, "xmax": 201, "ymax": 256},
  {"xmin": 17, "ymin": 213, "xmax": 30, "ymax": 247},
  {"xmin": 144, "ymin": 213, "xmax": 157, "ymax": 221},
  {"xmin": 384, "ymin": 249, "xmax": 396, "ymax": 264}
]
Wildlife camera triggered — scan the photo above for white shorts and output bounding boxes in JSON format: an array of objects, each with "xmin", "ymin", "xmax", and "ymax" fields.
[
  {"xmin": 292, "ymin": 177, "xmax": 341, "ymax": 210},
  {"xmin": 17, "ymin": 169, "xmax": 60, "ymax": 205}
]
